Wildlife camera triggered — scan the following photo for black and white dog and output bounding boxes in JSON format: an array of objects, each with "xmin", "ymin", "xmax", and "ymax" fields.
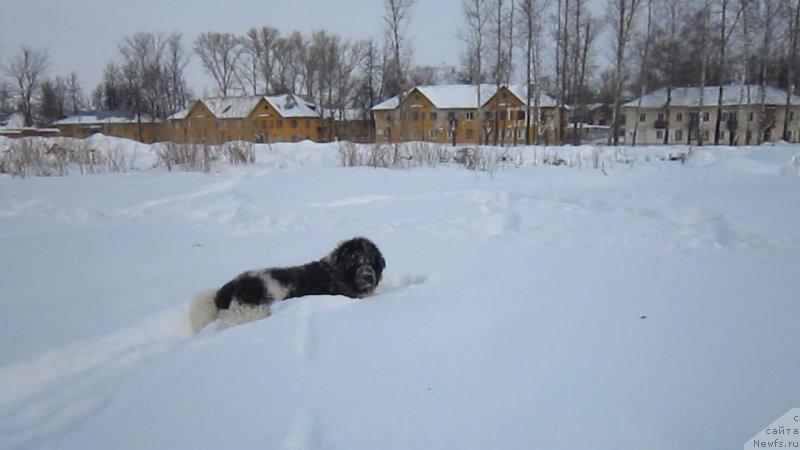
[{"xmin": 190, "ymin": 237, "xmax": 385, "ymax": 332}]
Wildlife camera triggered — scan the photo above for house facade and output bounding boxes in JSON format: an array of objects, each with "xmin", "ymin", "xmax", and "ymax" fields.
[
  {"xmin": 372, "ymin": 84, "xmax": 558, "ymax": 145},
  {"xmin": 622, "ymin": 85, "xmax": 800, "ymax": 145},
  {"xmin": 165, "ymin": 94, "xmax": 323, "ymax": 144}
]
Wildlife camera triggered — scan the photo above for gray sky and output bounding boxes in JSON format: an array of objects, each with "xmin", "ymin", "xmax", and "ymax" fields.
[{"xmin": 0, "ymin": 0, "xmax": 467, "ymax": 97}]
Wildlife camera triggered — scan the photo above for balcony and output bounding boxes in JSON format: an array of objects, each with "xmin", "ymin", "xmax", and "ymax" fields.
[{"xmin": 654, "ymin": 119, "xmax": 668, "ymax": 129}]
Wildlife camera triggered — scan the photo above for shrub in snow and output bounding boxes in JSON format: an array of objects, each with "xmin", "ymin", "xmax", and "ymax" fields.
[
  {"xmin": 0, "ymin": 137, "xmax": 132, "ymax": 178},
  {"xmin": 154, "ymin": 141, "xmax": 256, "ymax": 172}
]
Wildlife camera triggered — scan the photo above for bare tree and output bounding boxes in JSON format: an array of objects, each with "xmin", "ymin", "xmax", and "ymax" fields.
[
  {"xmin": 119, "ymin": 31, "xmax": 174, "ymax": 124},
  {"xmin": 3, "ymin": 46, "xmax": 50, "ymax": 126},
  {"xmin": 238, "ymin": 28, "xmax": 263, "ymax": 95},
  {"xmin": 490, "ymin": 0, "xmax": 514, "ymax": 144},
  {"xmin": 555, "ymin": 0, "xmax": 569, "ymax": 144},
  {"xmin": 568, "ymin": 0, "xmax": 598, "ymax": 144},
  {"xmin": 66, "ymin": 71, "xmax": 85, "ymax": 116},
  {"xmin": 631, "ymin": 0, "xmax": 653, "ymax": 146},
  {"xmin": 94, "ymin": 61, "xmax": 130, "ymax": 111},
  {"xmin": 383, "ymin": 0, "xmax": 417, "ymax": 142},
  {"xmin": 273, "ymin": 31, "xmax": 305, "ymax": 94},
  {"xmin": 606, "ymin": 0, "xmax": 643, "ymax": 145},
  {"xmin": 713, "ymin": 0, "xmax": 743, "ymax": 145},
  {"xmin": 783, "ymin": 0, "xmax": 800, "ymax": 141},
  {"xmin": 353, "ymin": 38, "xmax": 382, "ymax": 113},
  {"xmin": 164, "ymin": 32, "xmax": 191, "ymax": 114},
  {"xmin": 754, "ymin": 0, "xmax": 778, "ymax": 143},
  {"xmin": 194, "ymin": 32, "xmax": 243, "ymax": 97},
  {"xmin": 37, "ymin": 76, "xmax": 67, "ymax": 125},
  {"xmin": 0, "ymin": 81, "xmax": 12, "ymax": 115},
  {"xmin": 649, "ymin": 0, "xmax": 686, "ymax": 144},
  {"xmin": 460, "ymin": 0, "xmax": 495, "ymax": 143},
  {"xmin": 309, "ymin": 29, "xmax": 341, "ymax": 124},
  {"xmin": 695, "ymin": 2, "xmax": 711, "ymax": 146},
  {"xmin": 383, "ymin": 0, "xmax": 417, "ymax": 96},
  {"xmin": 517, "ymin": 0, "xmax": 549, "ymax": 145}
]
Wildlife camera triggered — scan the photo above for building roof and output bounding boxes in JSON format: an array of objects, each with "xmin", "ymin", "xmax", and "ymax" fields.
[
  {"xmin": 623, "ymin": 85, "xmax": 800, "ymax": 108},
  {"xmin": 53, "ymin": 111, "xmax": 156, "ymax": 125},
  {"xmin": 372, "ymin": 84, "xmax": 557, "ymax": 111},
  {"xmin": 194, "ymin": 94, "xmax": 320, "ymax": 120}
]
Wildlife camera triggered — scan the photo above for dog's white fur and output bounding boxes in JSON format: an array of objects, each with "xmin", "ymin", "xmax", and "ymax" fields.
[
  {"xmin": 189, "ymin": 290, "xmax": 218, "ymax": 334},
  {"xmin": 188, "ymin": 273, "xmax": 290, "ymax": 333}
]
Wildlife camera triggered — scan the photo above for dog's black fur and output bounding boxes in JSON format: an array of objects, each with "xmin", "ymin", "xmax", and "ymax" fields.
[{"xmin": 214, "ymin": 237, "xmax": 385, "ymax": 311}]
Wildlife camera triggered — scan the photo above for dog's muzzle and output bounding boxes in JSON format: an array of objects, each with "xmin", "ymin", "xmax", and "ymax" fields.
[{"xmin": 354, "ymin": 265, "xmax": 377, "ymax": 290}]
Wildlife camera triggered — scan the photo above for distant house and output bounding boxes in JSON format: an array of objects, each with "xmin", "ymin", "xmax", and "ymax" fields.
[
  {"xmin": 372, "ymin": 84, "xmax": 559, "ymax": 145},
  {"xmin": 53, "ymin": 111, "xmax": 161, "ymax": 143},
  {"xmin": 166, "ymin": 94, "xmax": 323, "ymax": 144},
  {"xmin": 622, "ymin": 85, "xmax": 800, "ymax": 145},
  {"xmin": 0, "ymin": 112, "xmax": 59, "ymax": 139}
]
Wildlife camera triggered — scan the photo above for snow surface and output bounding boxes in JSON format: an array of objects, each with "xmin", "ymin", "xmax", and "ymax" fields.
[{"xmin": 1, "ymin": 138, "xmax": 799, "ymax": 449}]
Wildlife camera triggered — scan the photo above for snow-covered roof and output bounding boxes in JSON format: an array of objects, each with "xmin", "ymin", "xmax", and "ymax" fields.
[
  {"xmin": 200, "ymin": 96, "xmax": 263, "ymax": 119},
  {"xmin": 623, "ymin": 85, "xmax": 800, "ymax": 108},
  {"xmin": 53, "ymin": 111, "xmax": 156, "ymax": 125},
  {"xmin": 415, "ymin": 84, "xmax": 498, "ymax": 109},
  {"xmin": 196, "ymin": 94, "xmax": 320, "ymax": 120},
  {"xmin": 167, "ymin": 108, "xmax": 189, "ymax": 120},
  {"xmin": 266, "ymin": 93, "xmax": 319, "ymax": 118},
  {"xmin": 372, "ymin": 96, "xmax": 400, "ymax": 111},
  {"xmin": 372, "ymin": 84, "xmax": 557, "ymax": 111}
]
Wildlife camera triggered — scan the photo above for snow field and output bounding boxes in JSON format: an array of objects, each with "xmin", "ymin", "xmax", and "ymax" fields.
[{"xmin": 0, "ymin": 138, "xmax": 798, "ymax": 449}]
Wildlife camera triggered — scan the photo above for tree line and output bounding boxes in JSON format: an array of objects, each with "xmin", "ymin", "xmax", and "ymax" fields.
[{"xmin": 2, "ymin": 0, "xmax": 800, "ymax": 145}]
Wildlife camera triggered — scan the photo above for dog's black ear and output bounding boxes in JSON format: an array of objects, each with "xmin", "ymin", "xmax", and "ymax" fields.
[{"xmin": 374, "ymin": 247, "xmax": 386, "ymax": 272}]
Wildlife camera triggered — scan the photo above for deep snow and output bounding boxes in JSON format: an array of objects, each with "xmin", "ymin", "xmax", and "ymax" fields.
[{"xmin": 0, "ymin": 138, "xmax": 798, "ymax": 449}]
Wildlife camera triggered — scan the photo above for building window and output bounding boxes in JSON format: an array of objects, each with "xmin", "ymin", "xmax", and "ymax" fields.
[
  {"xmin": 466, "ymin": 111, "xmax": 474, "ymax": 121},
  {"xmin": 676, "ymin": 112, "xmax": 683, "ymax": 122},
  {"xmin": 291, "ymin": 119, "xmax": 298, "ymax": 128},
  {"xmin": 790, "ymin": 111, "xmax": 796, "ymax": 121},
  {"xmin": 383, "ymin": 127, "xmax": 390, "ymax": 137},
  {"xmin": 702, "ymin": 130, "xmax": 709, "ymax": 140},
  {"xmin": 429, "ymin": 129, "xmax": 437, "ymax": 139},
  {"xmin": 516, "ymin": 111, "xmax": 526, "ymax": 120},
  {"xmin": 675, "ymin": 129, "xmax": 683, "ymax": 141},
  {"xmin": 639, "ymin": 113, "xmax": 646, "ymax": 122},
  {"xmin": 656, "ymin": 130, "xmax": 664, "ymax": 140},
  {"xmin": 702, "ymin": 112, "xmax": 710, "ymax": 122},
  {"xmin": 412, "ymin": 112, "xmax": 420, "ymax": 121},
  {"xmin": 657, "ymin": 112, "xmax": 665, "ymax": 121},
  {"xmin": 748, "ymin": 112, "xmax": 755, "ymax": 122},
  {"xmin": 412, "ymin": 129, "xmax": 421, "ymax": 139},
  {"xmin": 447, "ymin": 130, "xmax": 454, "ymax": 140},
  {"xmin": 516, "ymin": 129, "xmax": 525, "ymax": 139},
  {"xmin": 276, "ymin": 120, "xmax": 283, "ymax": 128},
  {"xmin": 484, "ymin": 111, "xmax": 493, "ymax": 120},
  {"xmin": 430, "ymin": 112, "xmax": 438, "ymax": 121}
]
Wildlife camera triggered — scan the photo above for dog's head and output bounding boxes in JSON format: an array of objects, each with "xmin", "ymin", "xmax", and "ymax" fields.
[{"xmin": 327, "ymin": 237, "xmax": 385, "ymax": 297}]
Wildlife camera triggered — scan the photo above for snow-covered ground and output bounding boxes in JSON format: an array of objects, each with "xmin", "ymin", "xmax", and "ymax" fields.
[{"xmin": 1, "ymin": 138, "xmax": 799, "ymax": 449}]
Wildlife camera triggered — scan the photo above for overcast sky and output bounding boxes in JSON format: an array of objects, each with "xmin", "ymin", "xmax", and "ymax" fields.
[{"xmin": 0, "ymin": 0, "xmax": 473, "ymax": 97}]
